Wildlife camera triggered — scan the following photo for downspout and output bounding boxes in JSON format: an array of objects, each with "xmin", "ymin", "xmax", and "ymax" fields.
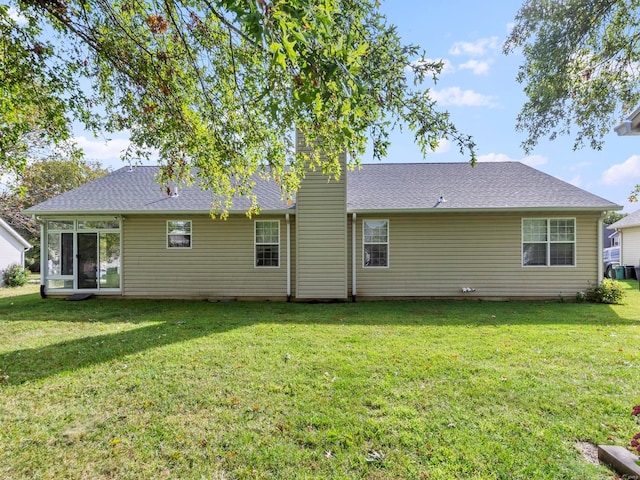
[
  {"xmin": 618, "ymin": 228, "xmax": 623, "ymax": 264},
  {"xmin": 39, "ymin": 220, "xmax": 47, "ymax": 298},
  {"xmin": 352, "ymin": 212, "xmax": 357, "ymax": 302},
  {"xmin": 597, "ymin": 213, "xmax": 604, "ymax": 283},
  {"xmin": 286, "ymin": 213, "xmax": 291, "ymax": 302}
]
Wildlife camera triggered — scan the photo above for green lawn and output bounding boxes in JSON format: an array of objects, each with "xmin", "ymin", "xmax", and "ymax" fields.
[{"xmin": 1, "ymin": 283, "xmax": 639, "ymax": 479}]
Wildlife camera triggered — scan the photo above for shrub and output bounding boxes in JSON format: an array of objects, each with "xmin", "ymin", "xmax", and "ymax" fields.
[
  {"xmin": 585, "ymin": 279, "xmax": 626, "ymax": 304},
  {"xmin": 2, "ymin": 263, "xmax": 29, "ymax": 288}
]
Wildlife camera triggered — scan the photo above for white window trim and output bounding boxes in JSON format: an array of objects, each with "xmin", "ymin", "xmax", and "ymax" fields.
[
  {"xmin": 254, "ymin": 220, "xmax": 280, "ymax": 268},
  {"xmin": 363, "ymin": 219, "xmax": 389, "ymax": 268},
  {"xmin": 521, "ymin": 217, "xmax": 576, "ymax": 267},
  {"xmin": 167, "ymin": 220, "xmax": 193, "ymax": 249}
]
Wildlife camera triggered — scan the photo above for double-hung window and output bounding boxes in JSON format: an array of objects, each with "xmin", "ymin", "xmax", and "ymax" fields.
[
  {"xmin": 363, "ymin": 220, "xmax": 389, "ymax": 267},
  {"xmin": 167, "ymin": 220, "xmax": 192, "ymax": 248},
  {"xmin": 255, "ymin": 220, "xmax": 279, "ymax": 267},
  {"xmin": 522, "ymin": 218, "xmax": 575, "ymax": 266}
]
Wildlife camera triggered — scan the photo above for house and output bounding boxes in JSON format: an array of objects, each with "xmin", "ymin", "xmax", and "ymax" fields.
[
  {"xmin": 615, "ymin": 106, "xmax": 640, "ymax": 136},
  {"xmin": 613, "ymin": 107, "xmax": 640, "ymax": 276},
  {"xmin": 25, "ymin": 138, "xmax": 621, "ymax": 300},
  {"xmin": 608, "ymin": 209, "xmax": 640, "ymax": 272},
  {"xmin": 0, "ymin": 218, "xmax": 31, "ymax": 284}
]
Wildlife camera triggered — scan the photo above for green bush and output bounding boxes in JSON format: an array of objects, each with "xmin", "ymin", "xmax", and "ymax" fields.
[
  {"xmin": 2, "ymin": 263, "xmax": 29, "ymax": 288},
  {"xmin": 586, "ymin": 278, "xmax": 626, "ymax": 304}
]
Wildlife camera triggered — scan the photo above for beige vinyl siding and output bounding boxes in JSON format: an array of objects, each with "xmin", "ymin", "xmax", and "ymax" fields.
[
  {"xmin": 295, "ymin": 135, "xmax": 348, "ymax": 299},
  {"xmin": 621, "ymin": 226, "xmax": 640, "ymax": 267},
  {"xmin": 122, "ymin": 214, "xmax": 290, "ymax": 298},
  {"xmin": 350, "ymin": 212, "xmax": 600, "ymax": 299}
]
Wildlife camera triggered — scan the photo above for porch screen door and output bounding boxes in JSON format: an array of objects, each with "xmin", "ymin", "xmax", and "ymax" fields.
[{"xmin": 77, "ymin": 233, "xmax": 98, "ymax": 289}]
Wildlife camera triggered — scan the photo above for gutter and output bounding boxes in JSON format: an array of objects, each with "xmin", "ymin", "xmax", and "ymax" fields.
[
  {"xmin": 352, "ymin": 212, "xmax": 357, "ymax": 302},
  {"xmin": 346, "ymin": 206, "xmax": 623, "ymax": 214},
  {"xmin": 25, "ymin": 209, "xmax": 297, "ymax": 217},
  {"xmin": 598, "ymin": 213, "xmax": 604, "ymax": 283},
  {"xmin": 286, "ymin": 213, "xmax": 291, "ymax": 302},
  {"xmin": 27, "ymin": 206, "xmax": 622, "ymax": 217}
]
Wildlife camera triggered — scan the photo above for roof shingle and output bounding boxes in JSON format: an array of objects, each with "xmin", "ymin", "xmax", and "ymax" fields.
[{"xmin": 26, "ymin": 162, "xmax": 620, "ymax": 215}]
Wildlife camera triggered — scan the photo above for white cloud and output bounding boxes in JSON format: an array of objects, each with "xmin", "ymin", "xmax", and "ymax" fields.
[
  {"xmin": 430, "ymin": 87, "xmax": 497, "ymax": 107},
  {"xmin": 449, "ymin": 37, "xmax": 500, "ymax": 57},
  {"xmin": 602, "ymin": 155, "xmax": 640, "ymax": 185},
  {"xmin": 433, "ymin": 138, "xmax": 451, "ymax": 154},
  {"xmin": 567, "ymin": 175, "xmax": 582, "ymax": 187},
  {"xmin": 8, "ymin": 7, "xmax": 27, "ymax": 24},
  {"xmin": 407, "ymin": 58, "xmax": 454, "ymax": 75},
  {"xmin": 458, "ymin": 59, "xmax": 492, "ymax": 76},
  {"xmin": 74, "ymin": 136, "xmax": 131, "ymax": 161},
  {"xmin": 477, "ymin": 152, "xmax": 548, "ymax": 167}
]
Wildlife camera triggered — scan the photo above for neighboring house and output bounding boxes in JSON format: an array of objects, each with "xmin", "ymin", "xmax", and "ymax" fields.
[
  {"xmin": 615, "ymin": 106, "xmax": 640, "ymax": 136},
  {"xmin": 606, "ymin": 228, "xmax": 621, "ymax": 248},
  {"xmin": 609, "ymin": 209, "xmax": 640, "ymax": 270},
  {"xmin": 613, "ymin": 107, "xmax": 640, "ymax": 275},
  {"xmin": 0, "ymin": 218, "xmax": 31, "ymax": 284},
  {"xmin": 25, "ymin": 138, "xmax": 621, "ymax": 300}
]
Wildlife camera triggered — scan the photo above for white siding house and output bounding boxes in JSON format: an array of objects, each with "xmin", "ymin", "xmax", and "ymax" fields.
[
  {"xmin": 609, "ymin": 209, "xmax": 640, "ymax": 272},
  {"xmin": 0, "ymin": 218, "xmax": 31, "ymax": 285}
]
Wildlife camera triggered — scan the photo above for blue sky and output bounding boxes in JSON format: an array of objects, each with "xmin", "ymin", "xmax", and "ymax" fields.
[{"xmin": 69, "ymin": 0, "xmax": 640, "ymax": 212}]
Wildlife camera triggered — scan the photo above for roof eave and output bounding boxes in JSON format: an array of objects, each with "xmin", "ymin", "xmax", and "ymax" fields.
[
  {"xmin": 348, "ymin": 206, "xmax": 622, "ymax": 214},
  {"xmin": 615, "ymin": 106, "xmax": 640, "ymax": 135},
  {"xmin": 0, "ymin": 218, "xmax": 32, "ymax": 249},
  {"xmin": 27, "ymin": 208, "xmax": 296, "ymax": 217}
]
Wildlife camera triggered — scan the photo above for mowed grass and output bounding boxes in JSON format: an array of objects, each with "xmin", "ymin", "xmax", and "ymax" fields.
[{"xmin": 1, "ymin": 284, "xmax": 640, "ymax": 479}]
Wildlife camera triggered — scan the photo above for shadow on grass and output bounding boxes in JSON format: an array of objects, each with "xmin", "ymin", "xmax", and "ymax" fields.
[{"xmin": 0, "ymin": 290, "xmax": 636, "ymax": 384}]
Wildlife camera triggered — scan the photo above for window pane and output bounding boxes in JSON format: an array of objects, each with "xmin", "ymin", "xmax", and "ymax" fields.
[
  {"xmin": 47, "ymin": 232, "xmax": 74, "ymax": 277},
  {"xmin": 46, "ymin": 279, "xmax": 74, "ymax": 289},
  {"xmin": 364, "ymin": 220, "xmax": 388, "ymax": 243},
  {"xmin": 47, "ymin": 220, "xmax": 74, "ymax": 231},
  {"xmin": 78, "ymin": 220, "xmax": 120, "ymax": 230},
  {"xmin": 100, "ymin": 233, "xmax": 120, "ymax": 288},
  {"xmin": 61, "ymin": 232, "xmax": 74, "ymax": 275},
  {"xmin": 168, "ymin": 234, "xmax": 191, "ymax": 248},
  {"xmin": 47, "ymin": 233, "xmax": 61, "ymax": 275},
  {"xmin": 550, "ymin": 243, "xmax": 574, "ymax": 265},
  {"xmin": 523, "ymin": 243, "xmax": 547, "ymax": 266},
  {"xmin": 550, "ymin": 219, "xmax": 575, "ymax": 242},
  {"xmin": 256, "ymin": 221, "xmax": 279, "ymax": 244},
  {"xmin": 168, "ymin": 220, "xmax": 191, "ymax": 234},
  {"xmin": 256, "ymin": 245, "xmax": 279, "ymax": 267},
  {"xmin": 364, "ymin": 244, "xmax": 388, "ymax": 267},
  {"xmin": 522, "ymin": 219, "xmax": 547, "ymax": 242}
]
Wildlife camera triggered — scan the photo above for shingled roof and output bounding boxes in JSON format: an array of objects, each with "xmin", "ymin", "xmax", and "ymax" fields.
[
  {"xmin": 26, "ymin": 162, "xmax": 620, "ymax": 215},
  {"xmin": 609, "ymin": 208, "xmax": 640, "ymax": 229}
]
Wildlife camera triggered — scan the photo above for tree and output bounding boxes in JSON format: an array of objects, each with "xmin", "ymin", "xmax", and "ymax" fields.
[
  {"xmin": 603, "ymin": 211, "xmax": 627, "ymax": 225},
  {"xmin": 504, "ymin": 0, "xmax": 640, "ymax": 153},
  {"xmin": 1, "ymin": 1, "xmax": 475, "ymax": 215},
  {"xmin": 0, "ymin": 157, "xmax": 109, "ymax": 270}
]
